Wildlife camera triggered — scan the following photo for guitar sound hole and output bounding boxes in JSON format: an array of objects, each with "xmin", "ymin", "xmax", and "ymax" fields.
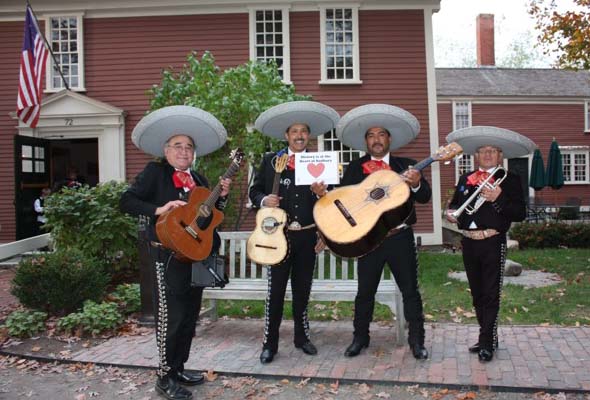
[
  {"xmin": 261, "ymin": 217, "xmax": 279, "ymax": 234},
  {"xmin": 370, "ymin": 188, "xmax": 385, "ymax": 200}
]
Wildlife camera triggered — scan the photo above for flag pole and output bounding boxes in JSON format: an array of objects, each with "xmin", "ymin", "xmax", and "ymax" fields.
[{"xmin": 26, "ymin": 0, "xmax": 70, "ymax": 91}]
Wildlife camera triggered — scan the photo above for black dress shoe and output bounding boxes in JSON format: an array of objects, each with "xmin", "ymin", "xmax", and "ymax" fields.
[
  {"xmin": 176, "ymin": 371, "xmax": 205, "ymax": 386},
  {"xmin": 296, "ymin": 341, "xmax": 318, "ymax": 355},
  {"xmin": 468, "ymin": 343, "xmax": 480, "ymax": 353},
  {"xmin": 260, "ymin": 348, "xmax": 276, "ymax": 364},
  {"xmin": 410, "ymin": 343, "xmax": 429, "ymax": 360},
  {"xmin": 478, "ymin": 348, "xmax": 494, "ymax": 362},
  {"xmin": 155, "ymin": 377, "xmax": 193, "ymax": 400},
  {"xmin": 344, "ymin": 339, "xmax": 369, "ymax": 357}
]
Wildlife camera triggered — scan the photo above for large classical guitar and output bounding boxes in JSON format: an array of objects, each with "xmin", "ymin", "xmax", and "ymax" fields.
[
  {"xmin": 156, "ymin": 149, "xmax": 244, "ymax": 262},
  {"xmin": 313, "ymin": 143, "xmax": 462, "ymax": 258},
  {"xmin": 246, "ymin": 153, "xmax": 290, "ymax": 265}
]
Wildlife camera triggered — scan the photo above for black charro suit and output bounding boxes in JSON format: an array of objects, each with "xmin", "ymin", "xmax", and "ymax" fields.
[
  {"xmin": 448, "ymin": 169, "xmax": 525, "ymax": 352},
  {"xmin": 120, "ymin": 160, "xmax": 225, "ymax": 380},
  {"xmin": 249, "ymin": 150, "xmax": 319, "ymax": 354},
  {"xmin": 341, "ymin": 154, "xmax": 431, "ymax": 348}
]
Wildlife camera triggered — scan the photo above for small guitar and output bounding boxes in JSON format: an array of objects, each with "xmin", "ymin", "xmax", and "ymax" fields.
[
  {"xmin": 314, "ymin": 143, "xmax": 463, "ymax": 258},
  {"xmin": 246, "ymin": 153, "xmax": 290, "ymax": 265},
  {"xmin": 156, "ymin": 148, "xmax": 245, "ymax": 262}
]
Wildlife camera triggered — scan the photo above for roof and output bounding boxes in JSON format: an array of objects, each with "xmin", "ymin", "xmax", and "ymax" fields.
[{"xmin": 436, "ymin": 68, "xmax": 590, "ymax": 98}]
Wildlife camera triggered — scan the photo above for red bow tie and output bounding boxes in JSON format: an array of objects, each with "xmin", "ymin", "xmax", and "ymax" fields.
[
  {"xmin": 362, "ymin": 159, "xmax": 392, "ymax": 174},
  {"xmin": 173, "ymin": 171, "xmax": 196, "ymax": 190},
  {"xmin": 287, "ymin": 154, "xmax": 295, "ymax": 171},
  {"xmin": 466, "ymin": 170, "xmax": 495, "ymax": 186}
]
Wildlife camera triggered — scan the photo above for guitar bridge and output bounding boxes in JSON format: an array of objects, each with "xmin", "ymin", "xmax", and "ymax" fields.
[
  {"xmin": 184, "ymin": 225, "xmax": 201, "ymax": 242},
  {"xmin": 334, "ymin": 199, "xmax": 357, "ymax": 227}
]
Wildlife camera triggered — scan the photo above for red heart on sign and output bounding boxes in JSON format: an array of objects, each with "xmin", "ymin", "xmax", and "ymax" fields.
[{"xmin": 307, "ymin": 163, "xmax": 325, "ymax": 178}]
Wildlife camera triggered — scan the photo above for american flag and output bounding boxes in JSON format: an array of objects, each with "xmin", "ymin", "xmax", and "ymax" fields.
[{"xmin": 16, "ymin": 6, "xmax": 49, "ymax": 128}]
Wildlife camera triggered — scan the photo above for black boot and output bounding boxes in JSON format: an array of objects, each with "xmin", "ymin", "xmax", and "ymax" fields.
[
  {"xmin": 344, "ymin": 338, "xmax": 369, "ymax": 357},
  {"xmin": 155, "ymin": 376, "xmax": 193, "ymax": 400}
]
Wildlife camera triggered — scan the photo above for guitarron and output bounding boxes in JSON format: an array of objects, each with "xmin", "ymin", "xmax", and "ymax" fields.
[
  {"xmin": 246, "ymin": 153, "xmax": 290, "ymax": 265},
  {"xmin": 313, "ymin": 143, "xmax": 462, "ymax": 258},
  {"xmin": 156, "ymin": 148, "xmax": 245, "ymax": 262}
]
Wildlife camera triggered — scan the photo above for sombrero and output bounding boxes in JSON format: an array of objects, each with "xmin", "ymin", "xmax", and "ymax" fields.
[
  {"xmin": 336, "ymin": 104, "xmax": 420, "ymax": 152},
  {"xmin": 254, "ymin": 101, "xmax": 340, "ymax": 139},
  {"xmin": 132, "ymin": 105, "xmax": 227, "ymax": 157},
  {"xmin": 446, "ymin": 126, "xmax": 536, "ymax": 158}
]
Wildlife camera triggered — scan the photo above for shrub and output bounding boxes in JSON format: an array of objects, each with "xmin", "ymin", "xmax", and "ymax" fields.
[
  {"xmin": 110, "ymin": 283, "xmax": 141, "ymax": 315},
  {"xmin": 43, "ymin": 181, "xmax": 139, "ymax": 283},
  {"xmin": 11, "ymin": 249, "xmax": 109, "ymax": 316},
  {"xmin": 511, "ymin": 222, "xmax": 590, "ymax": 248},
  {"xmin": 1, "ymin": 310, "xmax": 47, "ymax": 338},
  {"xmin": 57, "ymin": 300, "xmax": 123, "ymax": 336}
]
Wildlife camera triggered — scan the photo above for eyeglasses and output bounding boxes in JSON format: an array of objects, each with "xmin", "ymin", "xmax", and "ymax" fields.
[
  {"xmin": 167, "ymin": 144, "xmax": 194, "ymax": 153},
  {"xmin": 477, "ymin": 148, "xmax": 499, "ymax": 155}
]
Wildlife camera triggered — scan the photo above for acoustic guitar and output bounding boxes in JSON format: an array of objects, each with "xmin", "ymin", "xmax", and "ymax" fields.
[
  {"xmin": 246, "ymin": 153, "xmax": 290, "ymax": 265},
  {"xmin": 313, "ymin": 143, "xmax": 463, "ymax": 258},
  {"xmin": 156, "ymin": 148, "xmax": 245, "ymax": 262}
]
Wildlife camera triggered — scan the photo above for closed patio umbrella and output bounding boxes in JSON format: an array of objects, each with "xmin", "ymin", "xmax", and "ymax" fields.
[
  {"xmin": 529, "ymin": 148, "xmax": 546, "ymax": 191},
  {"xmin": 546, "ymin": 139, "xmax": 564, "ymax": 190}
]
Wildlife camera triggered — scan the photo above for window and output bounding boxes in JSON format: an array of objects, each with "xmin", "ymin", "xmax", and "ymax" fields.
[
  {"xmin": 249, "ymin": 9, "xmax": 291, "ymax": 83},
  {"xmin": 319, "ymin": 7, "xmax": 361, "ymax": 84},
  {"xmin": 585, "ymin": 100, "xmax": 590, "ymax": 132},
  {"xmin": 45, "ymin": 14, "xmax": 84, "ymax": 91},
  {"xmin": 453, "ymin": 101, "xmax": 473, "ymax": 179},
  {"xmin": 562, "ymin": 150, "xmax": 589, "ymax": 184},
  {"xmin": 320, "ymin": 129, "xmax": 362, "ymax": 177},
  {"xmin": 21, "ymin": 144, "xmax": 46, "ymax": 174}
]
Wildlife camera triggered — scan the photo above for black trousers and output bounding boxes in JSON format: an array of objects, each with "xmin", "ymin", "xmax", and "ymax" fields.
[
  {"xmin": 152, "ymin": 246, "xmax": 203, "ymax": 378},
  {"xmin": 354, "ymin": 228, "xmax": 425, "ymax": 345},
  {"xmin": 262, "ymin": 229, "xmax": 317, "ymax": 352},
  {"xmin": 461, "ymin": 234, "xmax": 506, "ymax": 351}
]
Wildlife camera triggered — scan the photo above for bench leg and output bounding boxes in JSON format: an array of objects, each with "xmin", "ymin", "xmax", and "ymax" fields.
[
  {"xmin": 394, "ymin": 290, "xmax": 406, "ymax": 346},
  {"xmin": 209, "ymin": 299, "xmax": 218, "ymax": 322}
]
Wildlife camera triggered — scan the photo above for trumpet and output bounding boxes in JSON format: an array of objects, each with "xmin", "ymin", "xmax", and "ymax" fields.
[{"xmin": 450, "ymin": 166, "xmax": 507, "ymax": 218}]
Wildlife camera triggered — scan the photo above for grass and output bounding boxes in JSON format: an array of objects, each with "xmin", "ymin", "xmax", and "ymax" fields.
[{"xmin": 212, "ymin": 248, "xmax": 590, "ymax": 326}]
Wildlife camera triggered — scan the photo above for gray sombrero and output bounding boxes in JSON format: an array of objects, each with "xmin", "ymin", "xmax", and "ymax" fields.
[
  {"xmin": 132, "ymin": 105, "xmax": 227, "ymax": 157},
  {"xmin": 336, "ymin": 104, "xmax": 420, "ymax": 152},
  {"xmin": 446, "ymin": 126, "xmax": 536, "ymax": 158},
  {"xmin": 254, "ymin": 101, "xmax": 340, "ymax": 139}
]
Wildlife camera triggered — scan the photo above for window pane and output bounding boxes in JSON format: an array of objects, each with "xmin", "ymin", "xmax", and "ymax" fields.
[
  {"xmin": 265, "ymin": 10, "xmax": 272, "ymax": 19},
  {"xmin": 274, "ymin": 10, "xmax": 281, "ymax": 20},
  {"xmin": 35, "ymin": 161, "xmax": 45, "ymax": 173},
  {"xmin": 22, "ymin": 145, "xmax": 32, "ymax": 158},
  {"xmin": 34, "ymin": 146, "xmax": 45, "ymax": 159},
  {"xmin": 22, "ymin": 160, "xmax": 33, "ymax": 173},
  {"xmin": 335, "ymin": 9, "xmax": 342, "ymax": 19},
  {"xmin": 344, "ymin": 9, "xmax": 352, "ymax": 19}
]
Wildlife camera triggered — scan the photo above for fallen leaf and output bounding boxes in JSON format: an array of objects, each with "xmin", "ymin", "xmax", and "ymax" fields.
[
  {"xmin": 206, "ymin": 370, "xmax": 218, "ymax": 382},
  {"xmin": 376, "ymin": 392, "xmax": 391, "ymax": 398},
  {"xmin": 280, "ymin": 379, "xmax": 290, "ymax": 385},
  {"xmin": 31, "ymin": 346, "xmax": 42, "ymax": 352}
]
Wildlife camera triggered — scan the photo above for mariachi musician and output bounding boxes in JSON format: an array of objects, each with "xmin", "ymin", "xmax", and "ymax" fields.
[
  {"xmin": 250, "ymin": 101, "xmax": 340, "ymax": 364},
  {"xmin": 445, "ymin": 126, "xmax": 532, "ymax": 362},
  {"xmin": 120, "ymin": 106, "xmax": 231, "ymax": 400},
  {"xmin": 313, "ymin": 104, "xmax": 432, "ymax": 360}
]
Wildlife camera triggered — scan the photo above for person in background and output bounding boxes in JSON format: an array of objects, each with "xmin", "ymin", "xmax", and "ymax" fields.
[{"xmin": 33, "ymin": 187, "xmax": 51, "ymax": 234}]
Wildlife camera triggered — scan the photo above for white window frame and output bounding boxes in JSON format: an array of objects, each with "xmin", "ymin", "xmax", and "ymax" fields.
[
  {"xmin": 452, "ymin": 101, "xmax": 473, "ymax": 181},
  {"xmin": 585, "ymin": 100, "xmax": 590, "ymax": 132},
  {"xmin": 318, "ymin": 129, "xmax": 363, "ymax": 177},
  {"xmin": 561, "ymin": 147, "xmax": 590, "ymax": 184},
  {"xmin": 44, "ymin": 13, "xmax": 85, "ymax": 92},
  {"xmin": 319, "ymin": 5, "xmax": 362, "ymax": 85},
  {"xmin": 249, "ymin": 7, "xmax": 291, "ymax": 84}
]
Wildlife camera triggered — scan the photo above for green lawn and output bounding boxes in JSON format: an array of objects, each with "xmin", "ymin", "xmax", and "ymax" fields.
[{"xmin": 212, "ymin": 248, "xmax": 590, "ymax": 326}]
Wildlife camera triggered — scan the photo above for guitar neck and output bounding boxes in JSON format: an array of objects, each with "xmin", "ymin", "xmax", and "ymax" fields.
[
  {"xmin": 203, "ymin": 160, "xmax": 240, "ymax": 209},
  {"xmin": 411, "ymin": 156, "xmax": 435, "ymax": 172},
  {"xmin": 271, "ymin": 170, "xmax": 281, "ymax": 196}
]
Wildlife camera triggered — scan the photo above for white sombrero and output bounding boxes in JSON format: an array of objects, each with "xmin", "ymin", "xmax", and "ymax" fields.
[
  {"xmin": 254, "ymin": 101, "xmax": 340, "ymax": 139},
  {"xmin": 446, "ymin": 126, "xmax": 536, "ymax": 158},
  {"xmin": 132, "ymin": 105, "xmax": 227, "ymax": 157},
  {"xmin": 336, "ymin": 104, "xmax": 420, "ymax": 152}
]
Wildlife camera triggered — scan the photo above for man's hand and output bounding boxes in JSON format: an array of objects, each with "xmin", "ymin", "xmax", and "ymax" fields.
[
  {"xmin": 314, "ymin": 234, "xmax": 326, "ymax": 253},
  {"xmin": 310, "ymin": 181, "xmax": 328, "ymax": 197},
  {"xmin": 262, "ymin": 194, "xmax": 281, "ymax": 208},
  {"xmin": 445, "ymin": 209, "xmax": 458, "ymax": 223},
  {"xmin": 155, "ymin": 200, "xmax": 187, "ymax": 216},
  {"xmin": 220, "ymin": 177, "xmax": 232, "ymax": 197},
  {"xmin": 480, "ymin": 184, "xmax": 502, "ymax": 202},
  {"xmin": 402, "ymin": 168, "xmax": 422, "ymax": 188}
]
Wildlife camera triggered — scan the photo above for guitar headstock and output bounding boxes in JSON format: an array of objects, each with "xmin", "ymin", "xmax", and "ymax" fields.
[
  {"xmin": 273, "ymin": 153, "xmax": 289, "ymax": 173},
  {"xmin": 229, "ymin": 148, "xmax": 245, "ymax": 165},
  {"xmin": 433, "ymin": 142, "xmax": 463, "ymax": 162}
]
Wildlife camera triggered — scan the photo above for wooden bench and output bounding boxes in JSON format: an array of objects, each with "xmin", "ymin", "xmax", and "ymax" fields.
[{"xmin": 203, "ymin": 231, "xmax": 406, "ymax": 346}]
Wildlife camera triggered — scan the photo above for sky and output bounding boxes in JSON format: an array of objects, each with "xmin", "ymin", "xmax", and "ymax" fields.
[{"xmin": 432, "ymin": 0, "xmax": 575, "ymax": 68}]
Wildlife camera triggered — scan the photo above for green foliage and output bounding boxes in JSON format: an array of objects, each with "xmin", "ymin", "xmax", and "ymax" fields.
[
  {"xmin": 57, "ymin": 300, "xmax": 123, "ymax": 336},
  {"xmin": 110, "ymin": 283, "xmax": 141, "ymax": 314},
  {"xmin": 1, "ymin": 310, "xmax": 47, "ymax": 338},
  {"xmin": 44, "ymin": 181, "xmax": 138, "ymax": 282},
  {"xmin": 511, "ymin": 222, "xmax": 590, "ymax": 248},
  {"xmin": 148, "ymin": 51, "xmax": 311, "ymax": 229},
  {"xmin": 11, "ymin": 249, "xmax": 110, "ymax": 316}
]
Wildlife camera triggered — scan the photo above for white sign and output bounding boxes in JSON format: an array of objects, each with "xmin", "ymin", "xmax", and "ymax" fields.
[{"xmin": 294, "ymin": 151, "xmax": 340, "ymax": 186}]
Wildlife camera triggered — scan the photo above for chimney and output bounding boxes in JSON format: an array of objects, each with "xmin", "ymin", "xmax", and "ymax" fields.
[{"xmin": 476, "ymin": 14, "xmax": 495, "ymax": 67}]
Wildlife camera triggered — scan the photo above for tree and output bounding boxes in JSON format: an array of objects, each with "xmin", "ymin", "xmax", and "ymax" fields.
[
  {"xmin": 528, "ymin": 0, "xmax": 590, "ymax": 69},
  {"xmin": 148, "ymin": 51, "xmax": 310, "ymax": 229}
]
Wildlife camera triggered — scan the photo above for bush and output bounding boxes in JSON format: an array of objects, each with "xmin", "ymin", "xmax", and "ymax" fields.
[
  {"xmin": 1, "ymin": 310, "xmax": 47, "ymax": 338},
  {"xmin": 11, "ymin": 249, "xmax": 109, "ymax": 316},
  {"xmin": 110, "ymin": 283, "xmax": 141, "ymax": 315},
  {"xmin": 44, "ymin": 181, "xmax": 139, "ymax": 283},
  {"xmin": 57, "ymin": 300, "xmax": 123, "ymax": 336},
  {"xmin": 511, "ymin": 222, "xmax": 590, "ymax": 248}
]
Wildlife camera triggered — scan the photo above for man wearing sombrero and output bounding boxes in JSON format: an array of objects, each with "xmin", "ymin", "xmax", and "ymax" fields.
[
  {"xmin": 321, "ymin": 104, "xmax": 432, "ymax": 360},
  {"xmin": 445, "ymin": 126, "xmax": 531, "ymax": 362},
  {"xmin": 250, "ymin": 101, "xmax": 339, "ymax": 364},
  {"xmin": 120, "ymin": 106, "xmax": 231, "ymax": 400}
]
